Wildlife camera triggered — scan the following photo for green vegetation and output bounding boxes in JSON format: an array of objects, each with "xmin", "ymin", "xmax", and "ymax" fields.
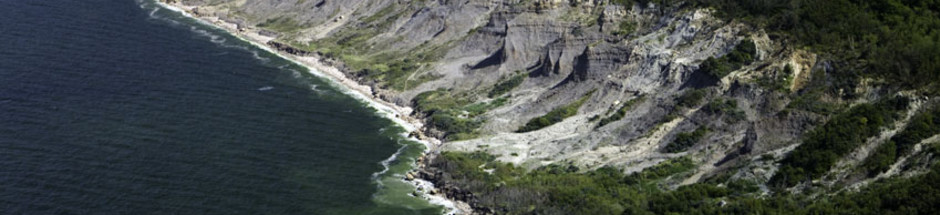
[
  {"xmin": 433, "ymin": 152, "xmax": 701, "ymax": 214},
  {"xmin": 861, "ymin": 141, "xmax": 898, "ymax": 176},
  {"xmin": 786, "ymin": 88, "xmax": 842, "ymax": 114},
  {"xmin": 610, "ymin": 0, "xmax": 634, "ymax": 6},
  {"xmin": 692, "ymin": 0, "xmax": 940, "ymax": 184},
  {"xmin": 558, "ymin": 2, "xmax": 603, "ymax": 27},
  {"xmin": 891, "ymin": 107, "xmax": 940, "ymax": 156},
  {"xmin": 488, "ymin": 73, "xmax": 526, "ymax": 98},
  {"xmin": 347, "ymin": 42, "xmax": 449, "ymax": 91},
  {"xmin": 698, "ymin": 39, "xmax": 757, "ymax": 80},
  {"xmin": 665, "ymin": 126, "xmax": 709, "ymax": 153},
  {"xmin": 610, "ymin": 0, "xmax": 671, "ymax": 7},
  {"xmin": 621, "ymin": 156, "xmax": 697, "ymax": 185},
  {"xmin": 613, "ymin": 20, "xmax": 636, "ymax": 36},
  {"xmin": 756, "ymin": 64, "xmax": 794, "ymax": 92},
  {"xmin": 517, "ymin": 91, "xmax": 594, "ymax": 132},
  {"xmin": 463, "ymin": 97, "xmax": 508, "ymax": 117},
  {"xmin": 413, "ymin": 89, "xmax": 508, "ymax": 140},
  {"xmin": 723, "ymin": 163, "xmax": 940, "ymax": 215},
  {"xmin": 290, "ymin": 6, "xmax": 452, "ymax": 91},
  {"xmin": 661, "ymin": 89, "xmax": 708, "ymax": 124},
  {"xmin": 596, "ymin": 96, "xmax": 646, "ymax": 128},
  {"xmin": 677, "ymin": 88, "xmax": 707, "ymax": 108},
  {"xmin": 257, "ymin": 17, "xmax": 305, "ymax": 33},
  {"xmin": 360, "ymin": 4, "xmax": 398, "ymax": 24},
  {"xmin": 414, "ymin": 89, "xmax": 477, "ymax": 140},
  {"xmin": 435, "ymin": 150, "xmax": 940, "ymax": 215},
  {"xmin": 697, "ymin": 0, "xmax": 940, "ymax": 95},
  {"xmin": 703, "ymin": 98, "xmax": 746, "ymax": 122},
  {"xmin": 862, "ymin": 106, "xmax": 940, "ymax": 176},
  {"xmin": 930, "ymin": 142, "xmax": 940, "ymax": 156},
  {"xmin": 414, "ymin": 89, "xmax": 468, "ymax": 114},
  {"xmin": 772, "ymin": 97, "xmax": 909, "ymax": 187}
]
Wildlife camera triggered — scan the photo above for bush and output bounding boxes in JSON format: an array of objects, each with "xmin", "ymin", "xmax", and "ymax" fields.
[
  {"xmin": 597, "ymin": 96, "xmax": 646, "ymax": 128},
  {"xmin": 699, "ymin": 39, "xmax": 757, "ymax": 80},
  {"xmin": 771, "ymin": 97, "xmax": 909, "ymax": 187},
  {"xmin": 704, "ymin": 98, "xmax": 747, "ymax": 122},
  {"xmin": 613, "ymin": 21, "xmax": 636, "ymax": 36},
  {"xmin": 859, "ymin": 106, "xmax": 940, "ymax": 174},
  {"xmin": 664, "ymin": 126, "xmax": 710, "ymax": 153},
  {"xmin": 677, "ymin": 89, "xmax": 707, "ymax": 108},
  {"xmin": 414, "ymin": 89, "xmax": 461, "ymax": 111},
  {"xmin": 414, "ymin": 89, "xmax": 508, "ymax": 140},
  {"xmin": 517, "ymin": 91, "xmax": 594, "ymax": 132},
  {"xmin": 622, "ymin": 156, "xmax": 697, "ymax": 184},
  {"xmin": 488, "ymin": 73, "xmax": 526, "ymax": 98},
  {"xmin": 860, "ymin": 141, "xmax": 897, "ymax": 176},
  {"xmin": 429, "ymin": 110, "xmax": 480, "ymax": 140},
  {"xmin": 891, "ymin": 107, "xmax": 940, "ymax": 156}
]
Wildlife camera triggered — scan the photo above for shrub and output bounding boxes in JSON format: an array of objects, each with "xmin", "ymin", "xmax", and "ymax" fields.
[
  {"xmin": 860, "ymin": 141, "xmax": 897, "ymax": 176},
  {"xmin": 891, "ymin": 107, "xmax": 940, "ymax": 156},
  {"xmin": 698, "ymin": 39, "xmax": 757, "ymax": 80},
  {"xmin": 704, "ymin": 98, "xmax": 746, "ymax": 122},
  {"xmin": 860, "ymin": 106, "xmax": 940, "ymax": 174},
  {"xmin": 771, "ymin": 97, "xmax": 909, "ymax": 187},
  {"xmin": 517, "ymin": 91, "xmax": 594, "ymax": 132},
  {"xmin": 677, "ymin": 89, "xmax": 707, "ymax": 108},
  {"xmin": 414, "ymin": 89, "xmax": 509, "ymax": 140},
  {"xmin": 488, "ymin": 73, "xmax": 526, "ymax": 98},
  {"xmin": 597, "ymin": 96, "xmax": 646, "ymax": 128},
  {"xmin": 664, "ymin": 126, "xmax": 710, "ymax": 153}
]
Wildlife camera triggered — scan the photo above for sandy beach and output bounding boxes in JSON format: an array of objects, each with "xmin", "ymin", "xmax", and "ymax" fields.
[{"xmin": 153, "ymin": 1, "xmax": 469, "ymax": 214}]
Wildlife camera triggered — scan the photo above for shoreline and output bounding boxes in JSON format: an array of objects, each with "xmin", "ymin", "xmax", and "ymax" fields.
[{"xmin": 152, "ymin": 1, "xmax": 470, "ymax": 214}]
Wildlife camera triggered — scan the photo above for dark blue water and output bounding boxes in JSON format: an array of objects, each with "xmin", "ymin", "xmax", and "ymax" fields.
[{"xmin": 0, "ymin": 1, "xmax": 439, "ymax": 214}]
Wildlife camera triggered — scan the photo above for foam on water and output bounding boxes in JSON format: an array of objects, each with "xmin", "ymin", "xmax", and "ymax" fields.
[
  {"xmin": 143, "ymin": 2, "xmax": 181, "ymax": 26},
  {"xmin": 413, "ymin": 179, "xmax": 460, "ymax": 215},
  {"xmin": 250, "ymin": 51, "xmax": 271, "ymax": 63},
  {"xmin": 149, "ymin": 7, "xmax": 159, "ymax": 17},
  {"xmin": 371, "ymin": 142, "xmax": 407, "ymax": 184}
]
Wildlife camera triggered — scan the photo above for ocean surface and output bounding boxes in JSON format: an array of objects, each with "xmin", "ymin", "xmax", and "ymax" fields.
[{"xmin": 0, "ymin": 0, "xmax": 440, "ymax": 214}]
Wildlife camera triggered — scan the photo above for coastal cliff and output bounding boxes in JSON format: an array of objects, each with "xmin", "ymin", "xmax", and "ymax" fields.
[{"xmin": 162, "ymin": 0, "xmax": 940, "ymax": 214}]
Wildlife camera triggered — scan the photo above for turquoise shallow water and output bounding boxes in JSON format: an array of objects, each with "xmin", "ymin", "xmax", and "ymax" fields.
[{"xmin": 0, "ymin": 0, "xmax": 440, "ymax": 214}]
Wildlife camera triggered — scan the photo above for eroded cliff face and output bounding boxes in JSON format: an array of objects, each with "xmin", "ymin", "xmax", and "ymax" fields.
[{"xmin": 169, "ymin": 0, "xmax": 932, "ymax": 193}]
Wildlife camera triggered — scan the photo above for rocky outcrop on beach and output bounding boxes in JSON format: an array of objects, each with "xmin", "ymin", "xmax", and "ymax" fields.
[{"xmin": 417, "ymin": 165, "xmax": 493, "ymax": 215}]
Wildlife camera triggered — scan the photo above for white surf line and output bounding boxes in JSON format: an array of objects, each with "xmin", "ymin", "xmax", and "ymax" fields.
[
  {"xmin": 151, "ymin": 1, "xmax": 458, "ymax": 213},
  {"xmin": 372, "ymin": 142, "xmax": 407, "ymax": 185},
  {"xmin": 412, "ymin": 178, "xmax": 460, "ymax": 215}
]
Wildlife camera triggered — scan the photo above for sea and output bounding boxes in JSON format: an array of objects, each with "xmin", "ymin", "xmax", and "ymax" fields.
[{"xmin": 0, "ymin": 0, "xmax": 442, "ymax": 214}]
